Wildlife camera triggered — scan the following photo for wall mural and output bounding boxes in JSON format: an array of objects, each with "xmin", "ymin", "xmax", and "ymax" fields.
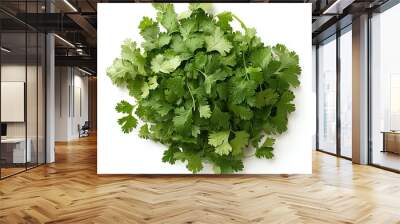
[{"xmin": 98, "ymin": 3, "xmax": 313, "ymax": 174}]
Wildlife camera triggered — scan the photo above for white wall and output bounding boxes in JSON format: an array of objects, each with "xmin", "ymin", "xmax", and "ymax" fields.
[
  {"xmin": 1, "ymin": 65, "xmax": 36, "ymax": 138},
  {"xmin": 55, "ymin": 67, "xmax": 89, "ymax": 141}
]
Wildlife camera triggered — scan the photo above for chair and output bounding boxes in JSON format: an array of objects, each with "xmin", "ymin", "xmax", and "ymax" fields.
[{"xmin": 79, "ymin": 121, "xmax": 90, "ymax": 138}]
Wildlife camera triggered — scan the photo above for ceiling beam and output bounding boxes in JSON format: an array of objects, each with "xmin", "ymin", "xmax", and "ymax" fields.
[
  {"xmin": 67, "ymin": 13, "xmax": 97, "ymax": 39},
  {"xmin": 55, "ymin": 55, "xmax": 96, "ymax": 71},
  {"xmin": 322, "ymin": 0, "xmax": 356, "ymax": 14}
]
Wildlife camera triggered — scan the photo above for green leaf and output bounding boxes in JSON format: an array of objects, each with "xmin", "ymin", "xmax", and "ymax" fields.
[
  {"xmin": 250, "ymin": 46, "xmax": 271, "ymax": 69},
  {"xmin": 228, "ymin": 104, "xmax": 253, "ymax": 120},
  {"xmin": 255, "ymin": 146, "xmax": 274, "ymax": 159},
  {"xmin": 247, "ymin": 67, "xmax": 263, "ymax": 85},
  {"xmin": 162, "ymin": 145, "xmax": 181, "ymax": 164},
  {"xmin": 141, "ymin": 82, "xmax": 150, "ymax": 98},
  {"xmin": 106, "ymin": 59, "xmax": 135, "ymax": 86},
  {"xmin": 179, "ymin": 18, "xmax": 197, "ymax": 40},
  {"xmin": 217, "ymin": 11, "xmax": 233, "ymax": 32},
  {"xmin": 127, "ymin": 78, "xmax": 144, "ymax": 99},
  {"xmin": 209, "ymin": 131, "xmax": 229, "ymax": 147},
  {"xmin": 210, "ymin": 106, "xmax": 230, "ymax": 130},
  {"xmin": 148, "ymin": 76, "xmax": 158, "ymax": 90},
  {"xmin": 189, "ymin": 3, "xmax": 213, "ymax": 13},
  {"xmin": 279, "ymin": 65, "xmax": 301, "ymax": 87},
  {"xmin": 191, "ymin": 125, "xmax": 201, "ymax": 137},
  {"xmin": 151, "ymin": 54, "xmax": 182, "ymax": 74},
  {"xmin": 230, "ymin": 131, "xmax": 249, "ymax": 156},
  {"xmin": 117, "ymin": 114, "xmax": 137, "ymax": 134},
  {"xmin": 229, "ymin": 78, "xmax": 257, "ymax": 104},
  {"xmin": 174, "ymin": 151, "xmax": 203, "ymax": 173},
  {"xmin": 204, "ymin": 69, "xmax": 229, "ymax": 94},
  {"xmin": 209, "ymin": 131, "xmax": 232, "ymax": 155},
  {"xmin": 262, "ymin": 137, "xmax": 275, "ymax": 147},
  {"xmin": 204, "ymin": 28, "xmax": 232, "ymax": 56},
  {"xmin": 154, "ymin": 3, "xmax": 179, "ymax": 34},
  {"xmin": 273, "ymin": 44, "xmax": 299, "ymax": 69},
  {"xmin": 210, "ymin": 154, "xmax": 244, "ymax": 173},
  {"xmin": 173, "ymin": 107, "xmax": 192, "ymax": 129},
  {"xmin": 139, "ymin": 16, "xmax": 159, "ymax": 41},
  {"xmin": 186, "ymin": 154, "xmax": 203, "ymax": 173},
  {"xmin": 121, "ymin": 39, "xmax": 146, "ymax": 76},
  {"xmin": 215, "ymin": 142, "xmax": 232, "ymax": 156},
  {"xmin": 116, "ymin": 100, "xmax": 134, "ymax": 114},
  {"xmin": 139, "ymin": 124, "xmax": 151, "ymax": 139},
  {"xmin": 194, "ymin": 52, "xmax": 207, "ymax": 69},
  {"xmin": 255, "ymin": 89, "xmax": 279, "ymax": 109},
  {"xmin": 185, "ymin": 35, "xmax": 204, "ymax": 53},
  {"xmin": 199, "ymin": 104, "xmax": 211, "ymax": 118}
]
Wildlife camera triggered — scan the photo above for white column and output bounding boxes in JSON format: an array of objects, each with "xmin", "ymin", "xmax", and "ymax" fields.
[
  {"xmin": 46, "ymin": 32, "xmax": 55, "ymax": 163},
  {"xmin": 352, "ymin": 14, "xmax": 369, "ymax": 164}
]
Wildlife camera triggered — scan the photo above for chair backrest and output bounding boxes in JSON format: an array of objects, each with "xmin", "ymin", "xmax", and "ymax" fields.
[{"xmin": 82, "ymin": 121, "xmax": 90, "ymax": 129}]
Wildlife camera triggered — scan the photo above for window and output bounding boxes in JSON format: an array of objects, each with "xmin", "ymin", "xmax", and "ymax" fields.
[
  {"xmin": 339, "ymin": 27, "xmax": 352, "ymax": 158},
  {"xmin": 371, "ymin": 3, "xmax": 400, "ymax": 171},
  {"xmin": 318, "ymin": 35, "xmax": 337, "ymax": 154},
  {"xmin": 0, "ymin": 2, "xmax": 46, "ymax": 179}
]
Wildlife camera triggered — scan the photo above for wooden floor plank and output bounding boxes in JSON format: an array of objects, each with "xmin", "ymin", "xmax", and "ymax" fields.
[{"xmin": 1, "ymin": 134, "xmax": 400, "ymax": 223}]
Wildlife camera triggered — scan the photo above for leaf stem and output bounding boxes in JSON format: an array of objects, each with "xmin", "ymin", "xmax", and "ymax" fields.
[
  {"xmin": 187, "ymin": 82, "xmax": 196, "ymax": 111},
  {"xmin": 232, "ymin": 14, "xmax": 247, "ymax": 31},
  {"xmin": 196, "ymin": 69, "xmax": 207, "ymax": 79}
]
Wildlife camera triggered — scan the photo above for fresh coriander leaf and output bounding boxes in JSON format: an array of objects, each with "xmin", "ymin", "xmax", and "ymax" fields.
[
  {"xmin": 151, "ymin": 54, "xmax": 182, "ymax": 74},
  {"xmin": 228, "ymin": 104, "xmax": 253, "ymax": 120},
  {"xmin": 217, "ymin": 11, "xmax": 233, "ymax": 32},
  {"xmin": 204, "ymin": 28, "xmax": 232, "ymax": 56},
  {"xmin": 139, "ymin": 124, "xmax": 151, "ymax": 139},
  {"xmin": 215, "ymin": 142, "xmax": 232, "ymax": 156},
  {"xmin": 179, "ymin": 18, "xmax": 197, "ymax": 40},
  {"xmin": 116, "ymin": 100, "xmax": 134, "ymax": 114},
  {"xmin": 189, "ymin": 3, "xmax": 213, "ymax": 13},
  {"xmin": 210, "ymin": 106, "xmax": 231, "ymax": 130},
  {"xmin": 106, "ymin": 59, "xmax": 135, "ymax": 86},
  {"xmin": 229, "ymin": 78, "xmax": 257, "ymax": 104},
  {"xmin": 199, "ymin": 104, "xmax": 211, "ymax": 118},
  {"xmin": 230, "ymin": 131, "xmax": 249, "ymax": 156},
  {"xmin": 255, "ymin": 89, "xmax": 279, "ymax": 109},
  {"xmin": 117, "ymin": 114, "xmax": 137, "ymax": 134},
  {"xmin": 255, "ymin": 146, "xmax": 274, "ymax": 159},
  {"xmin": 173, "ymin": 107, "xmax": 192, "ymax": 129},
  {"xmin": 186, "ymin": 154, "xmax": 203, "ymax": 173},
  {"xmin": 139, "ymin": 16, "xmax": 159, "ymax": 41},
  {"xmin": 209, "ymin": 131, "xmax": 232, "ymax": 155},
  {"xmin": 154, "ymin": 3, "xmax": 179, "ymax": 34},
  {"xmin": 250, "ymin": 46, "xmax": 271, "ymax": 69},
  {"xmin": 148, "ymin": 76, "xmax": 158, "ymax": 90},
  {"xmin": 174, "ymin": 151, "xmax": 203, "ymax": 173},
  {"xmin": 162, "ymin": 145, "xmax": 181, "ymax": 164}
]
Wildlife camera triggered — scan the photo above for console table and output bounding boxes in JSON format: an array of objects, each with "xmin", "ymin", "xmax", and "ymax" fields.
[
  {"xmin": 382, "ymin": 131, "xmax": 400, "ymax": 154},
  {"xmin": 1, "ymin": 138, "xmax": 32, "ymax": 164}
]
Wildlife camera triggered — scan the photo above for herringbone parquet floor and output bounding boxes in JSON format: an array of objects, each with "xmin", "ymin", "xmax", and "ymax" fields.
[{"xmin": 1, "ymin": 134, "xmax": 400, "ymax": 224}]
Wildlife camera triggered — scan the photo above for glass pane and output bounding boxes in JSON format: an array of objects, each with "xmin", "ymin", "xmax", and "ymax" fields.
[
  {"xmin": 1, "ymin": 31, "xmax": 27, "ymax": 177},
  {"xmin": 318, "ymin": 36, "xmax": 337, "ymax": 154},
  {"xmin": 27, "ymin": 31, "xmax": 38, "ymax": 169},
  {"xmin": 340, "ymin": 28, "xmax": 352, "ymax": 158},
  {"xmin": 371, "ymin": 4, "xmax": 400, "ymax": 171},
  {"xmin": 38, "ymin": 32, "xmax": 45, "ymax": 165}
]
